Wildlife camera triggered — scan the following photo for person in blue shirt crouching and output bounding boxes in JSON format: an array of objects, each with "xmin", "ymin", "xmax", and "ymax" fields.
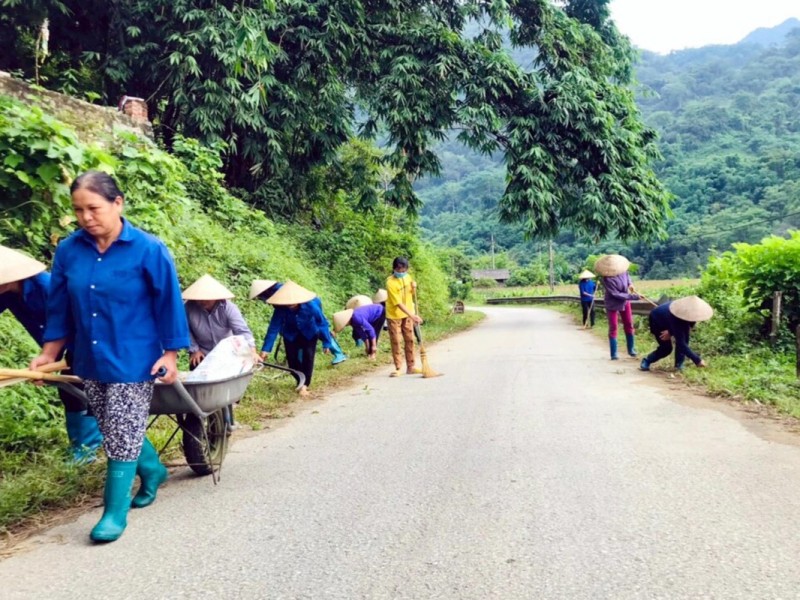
[
  {"xmin": 640, "ymin": 296, "xmax": 712, "ymax": 372},
  {"xmin": 31, "ymin": 171, "xmax": 190, "ymax": 543},
  {"xmin": 0, "ymin": 245, "xmax": 102, "ymax": 463}
]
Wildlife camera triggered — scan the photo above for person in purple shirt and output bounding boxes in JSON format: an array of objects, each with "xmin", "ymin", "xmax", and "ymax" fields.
[
  {"xmin": 601, "ymin": 270, "xmax": 640, "ymax": 360},
  {"xmin": 182, "ymin": 274, "xmax": 259, "ymax": 368},
  {"xmin": 31, "ymin": 171, "xmax": 190, "ymax": 543},
  {"xmin": 333, "ymin": 303, "xmax": 386, "ymax": 360}
]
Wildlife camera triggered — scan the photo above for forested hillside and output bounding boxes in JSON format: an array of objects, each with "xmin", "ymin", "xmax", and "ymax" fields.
[{"xmin": 419, "ymin": 21, "xmax": 800, "ymax": 280}]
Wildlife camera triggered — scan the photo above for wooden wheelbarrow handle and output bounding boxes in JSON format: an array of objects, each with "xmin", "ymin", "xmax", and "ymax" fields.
[{"xmin": 0, "ymin": 363, "xmax": 81, "ymax": 384}]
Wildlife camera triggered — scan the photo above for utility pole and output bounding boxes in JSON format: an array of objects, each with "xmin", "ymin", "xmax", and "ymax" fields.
[
  {"xmin": 549, "ymin": 240, "xmax": 555, "ymax": 293},
  {"xmin": 491, "ymin": 234, "xmax": 495, "ymax": 270}
]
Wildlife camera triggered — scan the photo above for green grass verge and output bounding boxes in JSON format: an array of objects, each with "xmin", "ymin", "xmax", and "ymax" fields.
[
  {"xmin": 549, "ymin": 301, "xmax": 800, "ymax": 418},
  {"xmin": 0, "ymin": 310, "xmax": 484, "ymax": 538}
]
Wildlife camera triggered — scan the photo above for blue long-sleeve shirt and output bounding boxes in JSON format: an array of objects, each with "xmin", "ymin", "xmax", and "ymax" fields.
[
  {"xmin": 44, "ymin": 218, "xmax": 190, "ymax": 383},
  {"xmin": 578, "ymin": 279, "xmax": 596, "ymax": 302},
  {"xmin": 350, "ymin": 304, "xmax": 385, "ymax": 342},
  {"xmin": 648, "ymin": 302, "xmax": 702, "ymax": 365},
  {"xmin": 0, "ymin": 271, "xmax": 50, "ymax": 345},
  {"xmin": 261, "ymin": 295, "xmax": 334, "ymax": 353}
]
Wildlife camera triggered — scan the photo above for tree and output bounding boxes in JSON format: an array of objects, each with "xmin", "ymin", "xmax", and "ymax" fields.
[{"xmin": 1, "ymin": 0, "xmax": 670, "ymax": 240}]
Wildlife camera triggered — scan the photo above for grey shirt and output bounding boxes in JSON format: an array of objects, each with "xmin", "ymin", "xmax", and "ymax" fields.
[{"xmin": 186, "ymin": 300, "xmax": 255, "ymax": 354}]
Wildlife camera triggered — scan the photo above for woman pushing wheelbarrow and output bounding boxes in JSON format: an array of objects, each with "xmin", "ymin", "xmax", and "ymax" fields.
[{"xmin": 30, "ymin": 171, "xmax": 190, "ymax": 543}]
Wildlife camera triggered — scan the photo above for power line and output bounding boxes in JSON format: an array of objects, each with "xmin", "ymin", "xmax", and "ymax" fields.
[{"xmin": 666, "ymin": 208, "xmax": 800, "ymax": 243}]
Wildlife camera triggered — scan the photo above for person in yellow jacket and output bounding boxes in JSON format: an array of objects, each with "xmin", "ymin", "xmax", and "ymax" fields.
[{"xmin": 386, "ymin": 256, "xmax": 423, "ymax": 377}]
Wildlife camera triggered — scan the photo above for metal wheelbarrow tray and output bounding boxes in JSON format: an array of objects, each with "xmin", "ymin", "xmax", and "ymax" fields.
[
  {"xmin": 151, "ymin": 370, "xmax": 254, "ymax": 416},
  {"xmin": 149, "ymin": 370, "xmax": 255, "ymax": 482}
]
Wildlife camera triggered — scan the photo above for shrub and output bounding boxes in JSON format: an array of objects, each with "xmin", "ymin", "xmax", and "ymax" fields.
[
  {"xmin": 506, "ymin": 263, "xmax": 548, "ymax": 286},
  {"xmin": 473, "ymin": 278, "xmax": 498, "ymax": 288}
]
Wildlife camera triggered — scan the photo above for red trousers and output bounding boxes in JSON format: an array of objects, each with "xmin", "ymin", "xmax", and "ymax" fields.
[{"xmin": 607, "ymin": 302, "xmax": 635, "ymax": 339}]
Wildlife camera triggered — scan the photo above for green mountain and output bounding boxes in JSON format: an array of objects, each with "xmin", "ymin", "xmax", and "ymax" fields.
[
  {"xmin": 740, "ymin": 17, "xmax": 800, "ymax": 46},
  {"xmin": 418, "ymin": 21, "xmax": 800, "ymax": 279}
]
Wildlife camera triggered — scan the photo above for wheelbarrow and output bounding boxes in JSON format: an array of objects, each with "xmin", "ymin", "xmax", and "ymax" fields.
[{"xmin": 48, "ymin": 360, "xmax": 305, "ymax": 484}]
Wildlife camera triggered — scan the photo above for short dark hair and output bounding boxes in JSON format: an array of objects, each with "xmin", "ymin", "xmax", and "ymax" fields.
[
  {"xmin": 392, "ymin": 256, "xmax": 409, "ymax": 270},
  {"xmin": 70, "ymin": 171, "xmax": 124, "ymax": 202}
]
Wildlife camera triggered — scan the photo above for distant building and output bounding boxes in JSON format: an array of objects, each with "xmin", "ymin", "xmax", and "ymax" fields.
[{"xmin": 471, "ymin": 269, "xmax": 511, "ymax": 285}]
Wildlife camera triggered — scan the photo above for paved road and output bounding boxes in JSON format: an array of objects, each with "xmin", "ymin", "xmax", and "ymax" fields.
[{"xmin": 5, "ymin": 307, "xmax": 800, "ymax": 599}]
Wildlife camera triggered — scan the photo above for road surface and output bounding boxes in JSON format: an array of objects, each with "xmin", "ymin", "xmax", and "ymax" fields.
[{"xmin": 4, "ymin": 307, "xmax": 800, "ymax": 599}]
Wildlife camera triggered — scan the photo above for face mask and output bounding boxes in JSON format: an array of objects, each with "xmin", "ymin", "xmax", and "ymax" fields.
[{"xmin": 393, "ymin": 271, "xmax": 407, "ymax": 278}]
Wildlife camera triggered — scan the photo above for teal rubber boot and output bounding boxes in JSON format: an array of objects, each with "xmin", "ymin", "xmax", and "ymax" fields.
[
  {"xmin": 64, "ymin": 410, "xmax": 103, "ymax": 464},
  {"xmin": 131, "ymin": 438, "xmax": 168, "ymax": 509},
  {"xmin": 90, "ymin": 460, "xmax": 137, "ymax": 543},
  {"xmin": 329, "ymin": 338, "xmax": 348, "ymax": 366},
  {"xmin": 626, "ymin": 333, "xmax": 637, "ymax": 357},
  {"xmin": 609, "ymin": 338, "xmax": 619, "ymax": 360}
]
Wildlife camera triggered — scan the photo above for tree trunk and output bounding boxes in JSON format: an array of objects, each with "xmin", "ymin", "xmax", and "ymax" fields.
[
  {"xmin": 795, "ymin": 324, "xmax": 800, "ymax": 379},
  {"xmin": 770, "ymin": 291, "xmax": 782, "ymax": 347}
]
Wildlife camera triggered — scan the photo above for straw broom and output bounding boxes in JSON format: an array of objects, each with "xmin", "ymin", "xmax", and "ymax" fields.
[
  {"xmin": 0, "ymin": 360, "xmax": 71, "ymax": 388},
  {"xmin": 412, "ymin": 289, "xmax": 442, "ymax": 378},
  {"xmin": 0, "ymin": 364, "xmax": 81, "ymax": 385}
]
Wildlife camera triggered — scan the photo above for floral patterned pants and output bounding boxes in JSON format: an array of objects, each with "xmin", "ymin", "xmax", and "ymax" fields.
[{"xmin": 84, "ymin": 381, "xmax": 154, "ymax": 461}]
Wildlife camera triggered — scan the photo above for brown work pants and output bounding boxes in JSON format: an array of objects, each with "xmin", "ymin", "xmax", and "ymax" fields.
[{"xmin": 388, "ymin": 317, "xmax": 415, "ymax": 371}]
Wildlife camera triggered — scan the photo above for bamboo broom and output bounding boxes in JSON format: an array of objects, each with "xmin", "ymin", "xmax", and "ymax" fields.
[
  {"xmin": 0, "ymin": 360, "xmax": 70, "ymax": 388},
  {"xmin": 412, "ymin": 289, "xmax": 442, "ymax": 379},
  {"xmin": 0, "ymin": 365, "xmax": 81, "ymax": 384}
]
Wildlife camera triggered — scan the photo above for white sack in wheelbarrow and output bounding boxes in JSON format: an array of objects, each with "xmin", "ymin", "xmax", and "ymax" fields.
[{"xmin": 183, "ymin": 335, "xmax": 254, "ymax": 383}]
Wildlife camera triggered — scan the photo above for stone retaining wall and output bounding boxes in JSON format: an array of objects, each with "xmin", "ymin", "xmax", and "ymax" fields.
[{"xmin": 0, "ymin": 71, "xmax": 153, "ymax": 142}]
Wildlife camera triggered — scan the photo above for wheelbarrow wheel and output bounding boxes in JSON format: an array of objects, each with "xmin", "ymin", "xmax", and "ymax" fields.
[{"xmin": 182, "ymin": 409, "xmax": 229, "ymax": 476}]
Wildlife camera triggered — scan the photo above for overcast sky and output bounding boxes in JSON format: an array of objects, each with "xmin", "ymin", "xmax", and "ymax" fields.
[{"xmin": 609, "ymin": 0, "xmax": 800, "ymax": 54}]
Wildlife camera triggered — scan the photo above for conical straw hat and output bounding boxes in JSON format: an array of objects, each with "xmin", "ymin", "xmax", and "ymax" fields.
[
  {"xmin": 0, "ymin": 246, "xmax": 46, "ymax": 286},
  {"xmin": 578, "ymin": 269, "xmax": 595, "ymax": 279},
  {"xmin": 182, "ymin": 274, "xmax": 235, "ymax": 301},
  {"xmin": 669, "ymin": 295, "xmax": 714, "ymax": 322},
  {"xmin": 345, "ymin": 295, "xmax": 373, "ymax": 310},
  {"xmin": 373, "ymin": 288, "xmax": 388, "ymax": 303},
  {"xmin": 594, "ymin": 254, "xmax": 631, "ymax": 277},
  {"xmin": 267, "ymin": 280, "xmax": 317, "ymax": 305},
  {"xmin": 249, "ymin": 279, "xmax": 278, "ymax": 300},
  {"xmin": 333, "ymin": 309, "xmax": 354, "ymax": 333}
]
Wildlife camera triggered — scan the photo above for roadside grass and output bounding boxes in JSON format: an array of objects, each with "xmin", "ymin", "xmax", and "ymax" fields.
[
  {"xmin": 549, "ymin": 294, "xmax": 800, "ymax": 419},
  {"xmin": 0, "ymin": 310, "xmax": 484, "ymax": 540}
]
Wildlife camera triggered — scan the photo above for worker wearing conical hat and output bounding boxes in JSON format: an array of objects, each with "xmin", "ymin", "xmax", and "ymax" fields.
[
  {"xmin": 640, "ymin": 296, "xmax": 712, "ymax": 372},
  {"xmin": 252, "ymin": 280, "xmax": 346, "ymax": 396},
  {"xmin": 595, "ymin": 254, "xmax": 640, "ymax": 360},
  {"xmin": 0, "ymin": 245, "xmax": 103, "ymax": 463},
  {"xmin": 345, "ymin": 295, "xmax": 373, "ymax": 310},
  {"xmin": 333, "ymin": 302, "xmax": 386, "ymax": 360},
  {"xmin": 577, "ymin": 269, "xmax": 596, "ymax": 328},
  {"xmin": 183, "ymin": 274, "xmax": 258, "ymax": 368}
]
